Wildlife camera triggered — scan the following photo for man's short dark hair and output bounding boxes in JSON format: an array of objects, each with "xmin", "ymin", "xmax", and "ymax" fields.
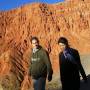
[
  {"xmin": 58, "ymin": 37, "xmax": 68, "ymax": 46},
  {"xmin": 31, "ymin": 36, "xmax": 39, "ymax": 43}
]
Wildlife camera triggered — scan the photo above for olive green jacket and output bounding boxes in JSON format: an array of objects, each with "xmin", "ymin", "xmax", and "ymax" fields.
[{"xmin": 29, "ymin": 46, "xmax": 53, "ymax": 79}]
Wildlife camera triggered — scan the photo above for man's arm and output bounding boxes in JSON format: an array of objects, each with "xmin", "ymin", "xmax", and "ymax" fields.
[
  {"xmin": 43, "ymin": 50, "xmax": 53, "ymax": 81},
  {"xmin": 75, "ymin": 50, "xmax": 87, "ymax": 82}
]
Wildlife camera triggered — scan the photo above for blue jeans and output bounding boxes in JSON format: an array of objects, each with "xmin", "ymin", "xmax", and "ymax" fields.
[{"xmin": 33, "ymin": 77, "xmax": 46, "ymax": 90}]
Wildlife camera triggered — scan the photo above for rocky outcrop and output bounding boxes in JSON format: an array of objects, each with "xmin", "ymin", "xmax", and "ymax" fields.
[{"xmin": 0, "ymin": 0, "xmax": 90, "ymax": 90}]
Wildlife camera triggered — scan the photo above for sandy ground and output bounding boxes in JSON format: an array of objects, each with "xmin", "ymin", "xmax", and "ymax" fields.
[{"xmin": 46, "ymin": 54, "xmax": 90, "ymax": 90}]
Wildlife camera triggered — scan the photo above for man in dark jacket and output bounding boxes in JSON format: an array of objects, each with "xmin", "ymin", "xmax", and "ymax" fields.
[
  {"xmin": 29, "ymin": 37, "xmax": 53, "ymax": 90},
  {"xmin": 58, "ymin": 37, "xmax": 87, "ymax": 90}
]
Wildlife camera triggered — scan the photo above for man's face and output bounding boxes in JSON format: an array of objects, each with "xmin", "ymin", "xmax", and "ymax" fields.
[
  {"xmin": 59, "ymin": 43, "xmax": 66, "ymax": 52},
  {"xmin": 31, "ymin": 39, "xmax": 39, "ymax": 49}
]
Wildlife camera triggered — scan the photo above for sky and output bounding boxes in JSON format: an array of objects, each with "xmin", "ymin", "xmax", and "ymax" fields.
[{"xmin": 0, "ymin": 0, "xmax": 64, "ymax": 11}]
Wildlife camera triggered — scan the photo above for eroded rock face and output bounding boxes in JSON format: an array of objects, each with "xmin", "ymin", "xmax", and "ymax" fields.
[{"xmin": 0, "ymin": 0, "xmax": 90, "ymax": 89}]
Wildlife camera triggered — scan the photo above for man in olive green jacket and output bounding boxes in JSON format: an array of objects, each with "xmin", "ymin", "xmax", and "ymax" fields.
[{"xmin": 29, "ymin": 37, "xmax": 53, "ymax": 90}]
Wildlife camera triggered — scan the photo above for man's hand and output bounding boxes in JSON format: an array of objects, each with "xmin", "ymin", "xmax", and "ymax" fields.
[
  {"xmin": 48, "ymin": 75, "xmax": 52, "ymax": 82},
  {"xmin": 84, "ymin": 77, "xmax": 88, "ymax": 83}
]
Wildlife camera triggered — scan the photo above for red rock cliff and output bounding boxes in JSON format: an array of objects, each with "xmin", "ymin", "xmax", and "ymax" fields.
[{"xmin": 0, "ymin": 0, "xmax": 90, "ymax": 90}]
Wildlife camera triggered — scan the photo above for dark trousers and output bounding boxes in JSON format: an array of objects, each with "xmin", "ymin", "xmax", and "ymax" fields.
[{"xmin": 32, "ymin": 77, "xmax": 46, "ymax": 90}]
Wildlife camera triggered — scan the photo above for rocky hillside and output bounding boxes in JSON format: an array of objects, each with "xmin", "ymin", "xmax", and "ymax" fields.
[{"xmin": 0, "ymin": 0, "xmax": 90, "ymax": 90}]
